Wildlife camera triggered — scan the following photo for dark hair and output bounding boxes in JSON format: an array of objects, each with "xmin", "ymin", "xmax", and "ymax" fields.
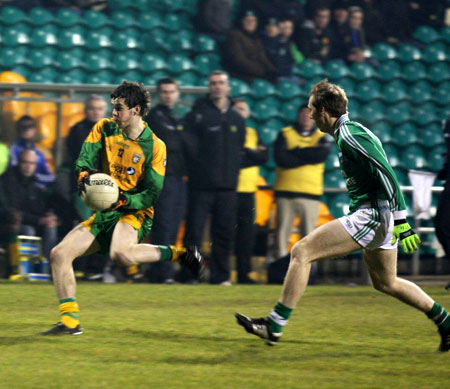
[
  {"xmin": 156, "ymin": 77, "xmax": 179, "ymax": 93},
  {"xmin": 16, "ymin": 115, "xmax": 37, "ymax": 132},
  {"xmin": 310, "ymin": 79, "xmax": 348, "ymax": 118},
  {"xmin": 297, "ymin": 103, "xmax": 309, "ymax": 113},
  {"xmin": 111, "ymin": 81, "xmax": 151, "ymax": 117},
  {"xmin": 209, "ymin": 70, "xmax": 229, "ymax": 80}
]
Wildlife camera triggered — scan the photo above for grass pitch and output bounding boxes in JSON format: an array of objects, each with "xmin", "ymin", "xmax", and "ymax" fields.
[{"xmin": 0, "ymin": 281, "xmax": 448, "ymax": 388}]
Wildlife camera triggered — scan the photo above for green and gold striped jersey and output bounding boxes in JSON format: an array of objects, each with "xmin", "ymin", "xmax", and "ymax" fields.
[
  {"xmin": 334, "ymin": 114, "xmax": 406, "ymax": 219},
  {"xmin": 75, "ymin": 118, "xmax": 166, "ymax": 217}
]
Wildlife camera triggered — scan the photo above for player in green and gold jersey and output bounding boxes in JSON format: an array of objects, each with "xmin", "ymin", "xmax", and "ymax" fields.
[{"xmin": 42, "ymin": 82, "xmax": 203, "ymax": 336}]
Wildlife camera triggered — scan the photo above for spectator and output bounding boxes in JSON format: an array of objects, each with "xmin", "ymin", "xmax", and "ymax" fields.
[
  {"xmin": 279, "ymin": 19, "xmax": 304, "ymax": 67},
  {"xmin": 434, "ymin": 117, "xmax": 450, "ymax": 289},
  {"xmin": 295, "ymin": 7, "xmax": 333, "ymax": 64},
  {"xmin": 223, "ymin": 11, "xmax": 277, "ymax": 83},
  {"xmin": 262, "ymin": 18, "xmax": 296, "ymax": 79},
  {"xmin": 345, "ymin": 6, "xmax": 369, "ymax": 64},
  {"xmin": 234, "ymin": 99, "xmax": 268, "ymax": 284},
  {"xmin": 195, "ymin": 0, "xmax": 233, "ymax": 38},
  {"xmin": 273, "ymin": 104, "xmax": 331, "ymax": 259},
  {"xmin": 0, "ymin": 149, "xmax": 58, "ymax": 261},
  {"xmin": 183, "ymin": 71, "xmax": 246, "ymax": 285},
  {"xmin": 360, "ymin": 0, "xmax": 387, "ymax": 45},
  {"xmin": 239, "ymin": 0, "xmax": 306, "ymax": 26},
  {"xmin": 329, "ymin": 3, "xmax": 351, "ymax": 59},
  {"xmin": 144, "ymin": 78, "xmax": 188, "ymax": 284},
  {"xmin": 9, "ymin": 115, "xmax": 55, "ymax": 188}
]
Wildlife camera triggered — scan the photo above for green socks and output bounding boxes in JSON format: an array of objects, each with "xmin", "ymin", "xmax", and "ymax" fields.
[
  {"xmin": 426, "ymin": 302, "xmax": 450, "ymax": 330},
  {"xmin": 268, "ymin": 302, "xmax": 293, "ymax": 334},
  {"xmin": 158, "ymin": 246, "xmax": 173, "ymax": 262}
]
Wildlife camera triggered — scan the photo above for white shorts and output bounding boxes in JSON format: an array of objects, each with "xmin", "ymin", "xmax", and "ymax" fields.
[{"xmin": 339, "ymin": 200, "xmax": 398, "ymax": 250}]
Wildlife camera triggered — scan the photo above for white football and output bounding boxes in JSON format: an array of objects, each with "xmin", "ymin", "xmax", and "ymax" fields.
[{"xmin": 81, "ymin": 173, "xmax": 119, "ymax": 211}]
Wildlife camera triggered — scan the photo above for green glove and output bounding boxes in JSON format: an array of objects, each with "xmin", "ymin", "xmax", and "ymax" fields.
[{"xmin": 392, "ymin": 219, "xmax": 421, "ymax": 254}]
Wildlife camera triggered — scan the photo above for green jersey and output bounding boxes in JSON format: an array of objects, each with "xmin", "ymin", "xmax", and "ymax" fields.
[{"xmin": 334, "ymin": 114, "xmax": 406, "ymax": 219}]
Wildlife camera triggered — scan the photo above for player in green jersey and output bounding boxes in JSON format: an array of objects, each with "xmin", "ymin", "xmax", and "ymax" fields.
[{"xmin": 236, "ymin": 79, "xmax": 450, "ymax": 352}]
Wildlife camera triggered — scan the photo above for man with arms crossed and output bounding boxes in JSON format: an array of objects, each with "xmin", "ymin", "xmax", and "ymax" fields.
[
  {"xmin": 42, "ymin": 82, "xmax": 203, "ymax": 335},
  {"xmin": 236, "ymin": 80, "xmax": 450, "ymax": 352}
]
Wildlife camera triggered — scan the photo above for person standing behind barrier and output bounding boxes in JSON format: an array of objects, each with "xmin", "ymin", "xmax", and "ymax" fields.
[
  {"xmin": 434, "ymin": 117, "xmax": 450, "ymax": 289},
  {"xmin": 234, "ymin": 99, "xmax": 268, "ymax": 284},
  {"xmin": 144, "ymin": 78, "xmax": 188, "ymax": 284},
  {"xmin": 274, "ymin": 104, "xmax": 331, "ymax": 259},
  {"xmin": 183, "ymin": 70, "xmax": 246, "ymax": 285}
]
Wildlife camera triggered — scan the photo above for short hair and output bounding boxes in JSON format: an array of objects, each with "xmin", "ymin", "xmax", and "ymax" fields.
[
  {"xmin": 110, "ymin": 81, "xmax": 151, "ymax": 117},
  {"xmin": 208, "ymin": 70, "xmax": 229, "ymax": 80},
  {"xmin": 156, "ymin": 77, "xmax": 179, "ymax": 93},
  {"xmin": 298, "ymin": 103, "xmax": 309, "ymax": 113},
  {"xmin": 348, "ymin": 6, "xmax": 363, "ymax": 16},
  {"xmin": 19, "ymin": 147, "xmax": 37, "ymax": 161},
  {"xmin": 16, "ymin": 115, "xmax": 37, "ymax": 132},
  {"xmin": 310, "ymin": 79, "xmax": 348, "ymax": 118},
  {"xmin": 85, "ymin": 94, "xmax": 106, "ymax": 107}
]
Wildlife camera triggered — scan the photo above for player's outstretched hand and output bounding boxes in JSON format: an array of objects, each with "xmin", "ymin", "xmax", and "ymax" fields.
[
  {"xmin": 392, "ymin": 220, "xmax": 421, "ymax": 254},
  {"xmin": 77, "ymin": 167, "xmax": 98, "ymax": 195},
  {"xmin": 102, "ymin": 192, "xmax": 127, "ymax": 213}
]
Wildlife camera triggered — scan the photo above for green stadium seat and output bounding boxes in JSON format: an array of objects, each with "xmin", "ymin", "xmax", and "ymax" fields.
[
  {"xmin": 400, "ymin": 145, "xmax": 427, "ymax": 170},
  {"xmin": 251, "ymin": 79, "xmax": 277, "ymax": 99},
  {"xmin": 441, "ymin": 26, "xmax": 450, "ymax": 44},
  {"xmin": 350, "ymin": 62, "xmax": 376, "ymax": 81},
  {"xmin": 28, "ymin": 67, "xmax": 58, "ymax": 83},
  {"xmin": 385, "ymin": 104, "xmax": 411, "ymax": 125},
  {"xmin": 419, "ymin": 124, "xmax": 444, "ymax": 149},
  {"xmin": 439, "ymin": 105, "xmax": 450, "ymax": 119},
  {"xmin": 435, "ymin": 82, "xmax": 450, "ymax": 106},
  {"xmin": 281, "ymin": 100, "xmax": 302, "ymax": 122},
  {"xmin": 383, "ymin": 144, "xmax": 400, "ymax": 168},
  {"xmin": 0, "ymin": 6, "xmax": 27, "ymax": 26},
  {"xmin": 325, "ymin": 152, "xmax": 340, "ymax": 171},
  {"xmin": 392, "ymin": 123, "xmax": 418, "ymax": 147},
  {"xmin": 397, "ymin": 43, "xmax": 421, "ymax": 63},
  {"xmin": 57, "ymin": 49, "xmax": 84, "ymax": 71},
  {"xmin": 141, "ymin": 53, "xmax": 167, "ymax": 74},
  {"xmin": 83, "ymin": 72, "xmax": 112, "ymax": 84},
  {"xmin": 129, "ymin": 0, "xmax": 152, "ymax": 12},
  {"xmin": 336, "ymin": 78, "xmax": 355, "ymax": 97},
  {"xmin": 141, "ymin": 33, "xmax": 168, "ymax": 53},
  {"xmin": 295, "ymin": 59, "xmax": 325, "ymax": 79},
  {"xmin": 112, "ymin": 30, "xmax": 141, "ymax": 51},
  {"xmin": 169, "ymin": 35, "xmax": 193, "ymax": 53},
  {"xmin": 355, "ymin": 80, "xmax": 381, "ymax": 102},
  {"xmin": 258, "ymin": 125, "xmax": 280, "ymax": 146},
  {"xmin": 59, "ymin": 69, "xmax": 86, "ymax": 84},
  {"xmin": 30, "ymin": 25, "xmax": 58, "ymax": 47},
  {"xmin": 177, "ymin": 71, "xmax": 199, "ymax": 86},
  {"xmin": 428, "ymin": 62, "xmax": 450, "ymax": 84},
  {"xmin": 230, "ymin": 78, "xmax": 253, "ymax": 97},
  {"xmin": 408, "ymin": 81, "xmax": 433, "ymax": 104},
  {"xmin": 393, "ymin": 168, "xmax": 407, "ymax": 186},
  {"xmin": 85, "ymin": 50, "xmax": 113, "ymax": 71},
  {"xmin": 382, "ymin": 80, "xmax": 407, "ymax": 103},
  {"xmin": 8, "ymin": 65, "xmax": 29, "ymax": 79},
  {"xmin": 115, "ymin": 70, "xmax": 142, "ymax": 84},
  {"xmin": 194, "ymin": 35, "xmax": 217, "ymax": 53},
  {"xmin": 371, "ymin": 121, "xmax": 392, "ymax": 144},
  {"xmin": 327, "ymin": 193, "xmax": 350, "ymax": 218},
  {"xmin": 55, "ymin": 8, "xmax": 83, "ymax": 27},
  {"xmin": 108, "ymin": 0, "xmax": 134, "ymax": 9},
  {"xmin": 413, "ymin": 106, "xmax": 438, "ymax": 127},
  {"xmin": 58, "ymin": 26, "xmax": 86, "ymax": 49},
  {"xmin": 85, "ymin": 30, "xmax": 112, "ymax": 50},
  {"xmin": 138, "ymin": 12, "xmax": 164, "ymax": 31},
  {"xmin": 83, "ymin": 10, "xmax": 111, "ymax": 29},
  {"xmin": 427, "ymin": 151, "xmax": 444, "ymax": 172},
  {"xmin": 325, "ymin": 60, "xmax": 350, "ymax": 80},
  {"xmin": 113, "ymin": 51, "xmax": 140, "ymax": 73},
  {"xmin": 163, "ymin": 13, "xmax": 190, "ymax": 32},
  {"xmin": 413, "ymin": 25, "xmax": 440, "ymax": 44},
  {"xmin": 377, "ymin": 60, "xmax": 402, "ymax": 82},
  {"xmin": 2, "ymin": 26, "xmax": 30, "ymax": 46},
  {"xmin": 253, "ymin": 101, "xmax": 279, "ymax": 121},
  {"xmin": 194, "ymin": 54, "xmax": 220, "ymax": 76},
  {"xmin": 142, "ymin": 70, "xmax": 168, "ymax": 85},
  {"xmin": 0, "ymin": 46, "xmax": 28, "ymax": 67},
  {"xmin": 28, "ymin": 48, "xmax": 56, "ymax": 69},
  {"xmin": 324, "ymin": 171, "xmax": 346, "ymax": 189},
  {"xmin": 277, "ymin": 80, "xmax": 303, "ymax": 100},
  {"xmin": 167, "ymin": 54, "xmax": 194, "ymax": 74},
  {"xmin": 372, "ymin": 42, "xmax": 397, "ymax": 62},
  {"xmin": 29, "ymin": 7, "xmax": 55, "ymax": 27},
  {"xmin": 110, "ymin": 12, "xmax": 137, "ymax": 30},
  {"xmin": 358, "ymin": 102, "xmax": 385, "ymax": 124},
  {"xmin": 403, "ymin": 61, "xmax": 428, "ymax": 82},
  {"xmin": 422, "ymin": 43, "xmax": 447, "ymax": 64},
  {"xmin": 348, "ymin": 100, "xmax": 360, "ymax": 117}
]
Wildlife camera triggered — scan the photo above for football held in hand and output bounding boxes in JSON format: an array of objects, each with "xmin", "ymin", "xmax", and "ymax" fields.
[{"xmin": 81, "ymin": 173, "xmax": 119, "ymax": 211}]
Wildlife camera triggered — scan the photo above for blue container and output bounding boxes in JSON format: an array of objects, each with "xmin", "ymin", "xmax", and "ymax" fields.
[{"xmin": 20, "ymin": 258, "xmax": 30, "ymax": 275}]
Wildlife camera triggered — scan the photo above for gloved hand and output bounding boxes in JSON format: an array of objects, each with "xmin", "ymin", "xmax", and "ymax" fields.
[
  {"xmin": 391, "ymin": 219, "xmax": 421, "ymax": 254},
  {"xmin": 102, "ymin": 192, "xmax": 127, "ymax": 212},
  {"xmin": 77, "ymin": 167, "xmax": 98, "ymax": 195}
]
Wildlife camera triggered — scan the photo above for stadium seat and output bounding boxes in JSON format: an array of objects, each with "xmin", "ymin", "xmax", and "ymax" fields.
[
  {"xmin": 350, "ymin": 62, "xmax": 376, "ymax": 81},
  {"xmin": 112, "ymin": 51, "xmax": 140, "ymax": 73},
  {"xmin": 169, "ymin": 35, "xmax": 193, "ymax": 54},
  {"xmin": 142, "ymin": 71, "xmax": 167, "ymax": 85},
  {"xmin": 325, "ymin": 60, "xmax": 350, "ymax": 80},
  {"xmin": 110, "ymin": 12, "xmax": 137, "ymax": 30},
  {"xmin": 281, "ymin": 100, "xmax": 303, "ymax": 122},
  {"xmin": 441, "ymin": 26, "xmax": 450, "ymax": 44},
  {"xmin": 177, "ymin": 71, "xmax": 199, "ymax": 86},
  {"xmin": 400, "ymin": 145, "xmax": 427, "ymax": 170},
  {"xmin": 413, "ymin": 106, "xmax": 438, "ymax": 127},
  {"xmin": 163, "ymin": 13, "xmax": 190, "ymax": 32},
  {"xmin": 385, "ymin": 104, "xmax": 411, "ymax": 125},
  {"xmin": 114, "ymin": 71, "xmax": 142, "ymax": 84},
  {"xmin": 347, "ymin": 99, "xmax": 360, "ymax": 117},
  {"xmin": 2, "ymin": 26, "xmax": 30, "ymax": 46},
  {"xmin": 112, "ymin": 30, "xmax": 141, "ymax": 51},
  {"xmin": 355, "ymin": 80, "xmax": 381, "ymax": 102},
  {"xmin": 295, "ymin": 59, "xmax": 325, "ymax": 79},
  {"xmin": 383, "ymin": 144, "xmax": 400, "ymax": 168},
  {"xmin": 230, "ymin": 78, "xmax": 253, "ymax": 97},
  {"xmin": 194, "ymin": 35, "xmax": 217, "ymax": 53},
  {"xmin": 419, "ymin": 124, "xmax": 444, "ymax": 149},
  {"xmin": 57, "ymin": 26, "xmax": 86, "ymax": 49},
  {"xmin": 251, "ymin": 79, "xmax": 277, "ymax": 99},
  {"xmin": 141, "ymin": 53, "xmax": 167, "ymax": 74},
  {"xmin": 28, "ymin": 68, "xmax": 58, "ymax": 83},
  {"xmin": 0, "ymin": 6, "xmax": 27, "ymax": 25},
  {"xmin": 382, "ymin": 80, "xmax": 407, "ymax": 103},
  {"xmin": 408, "ymin": 81, "xmax": 433, "ymax": 104},
  {"xmin": 397, "ymin": 43, "xmax": 421, "ymax": 63},
  {"xmin": 138, "ymin": 12, "xmax": 164, "ymax": 31},
  {"xmin": 413, "ymin": 25, "xmax": 440, "ymax": 44},
  {"xmin": 324, "ymin": 170, "xmax": 346, "ymax": 189},
  {"xmin": 30, "ymin": 25, "xmax": 58, "ymax": 47},
  {"xmin": 358, "ymin": 102, "xmax": 385, "ymax": 124},
  {"xmin": 9, "ymin": 65, "xmax": 29, "ymax": 79},
  {"xmin": 336, "ymin": 78, "xmax": 355, "ymax": 97},
  {"xmin": 277, "ymin": 80, "xmax": 303, "ymax": 100},
  {"xmin": 28, "ymin": 7, "xmax": 55, "ymax": 27},
  {"xmin": 371, "ymin": 121, "xmax": 392, "ymax": 144},
  {"xmin": 85, "ymin": 30, "xmax": 112, "ymax": 50},
  {"xmin": 372, "ymin": 42, "xmax": 397, "ymax": 62},
  {"xmin": 253, "ymin": 101, "xmax": 279, "ymax": 121},
  {"xmin": 427, "ymin": 151, "xmax": 444, "ymax": 172},
  {"xmin": 393, "ymin": 168, "xmax": 407, "ymax": 186},
  {"xmin": 84, "ymin": 70, "xmax": 113, "ymax": 85},
  {"xmin": 85, "ymin": 50, "xmax": 113, "ymax": 71},
  {"xmin": 258, "ymin": 125, "xmax": 280, "ymax": 146},
  {"xmin": 428, "ymin": 62, "xmax": 450, "ymax": 84},
  {"xmin": 327, "ymin": 193, "xmax": 350, "ymax": 218},
  {"xmin": 83, "ymin": 10, "xmax": 111, "ymax": 29},
  {"xmin": 55, "ymin": 8, "xmax": 83, "ymax": 27},
  {"xmin": 392, "ymin": 123, "xmax": 418, "ymax": 147},
  {"xmin": 28, "ymin": 48, "xmax": 56, "ymax": 70},
  {"xmin": 59, "ymin": 69, "xmax": 86, "ymax": 84},
  {"xmin": 0, "ymin": 46, "xmax": 28, "ymax": 67},
  {"xmin": 194, "ymin": 54, "xmax": 220, "ymax": 76},
  {"xmin": 141, "ymin": 31, "xmax": 169, "ymax": 53},
  {"xmin": 325, "ymin": 152, "xmax": 340, "ymax": 171},
  {"xmin": 167, "ymin": 54, "xmax": 194, "ymax": 74},
  {"xmin": 422, "ymin": 43, "xmax": 447, "ymax": 64},
  {"xmin": 57, "ymin": 49, "xmax": 84, "ymax": 71},
  {"xmin": 377, "ymin": 60, "xmax": 402, "ymax": 82},
  {"xmin": 434, "ymin": 82, "xmax": 450, "ymax": 106}
]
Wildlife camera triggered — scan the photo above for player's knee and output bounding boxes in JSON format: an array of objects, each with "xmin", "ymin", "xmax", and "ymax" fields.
[
  {"xmin": 50, "ymin": 245, "xmax": 64, "ymax": 265},
  {"xmin": 373, "ymin": 279, "xmax": 395, "ymax": 295},
  {"xmin": 110, "ymin": 248, "xmax": 135, "ymax": 267},
  {"xmin": 290, "ymin": 240, "xmax": 312, "ymax": 266}
]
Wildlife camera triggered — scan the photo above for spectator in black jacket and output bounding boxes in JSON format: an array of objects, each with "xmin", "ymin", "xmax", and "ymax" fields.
[
  {"xmin": 144, "ymin": 78, "xmax": 188, "ymax": 284},
  {"xmin": 183, "ymin": 70, "xmax": 246, "ymax": 285},
  {"xmin": 0, "ymin": 148, "xmax": 58, "ymax": 260}
]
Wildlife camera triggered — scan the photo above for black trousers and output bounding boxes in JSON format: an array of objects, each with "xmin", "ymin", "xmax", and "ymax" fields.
[
  {"xmin": 150, "ymin": 176, "xmax": 187, "ymax": 281},
  {"xmin": 184, "ymin": 188, "xmax": 237, "ymax": 284},
  {"xmin": 435, "ymin": 183, "xmax": 450, "ymax": 259},
  {"xmin": 235, "ymin": 192, "xmax": 256, "ymax": 282}
]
